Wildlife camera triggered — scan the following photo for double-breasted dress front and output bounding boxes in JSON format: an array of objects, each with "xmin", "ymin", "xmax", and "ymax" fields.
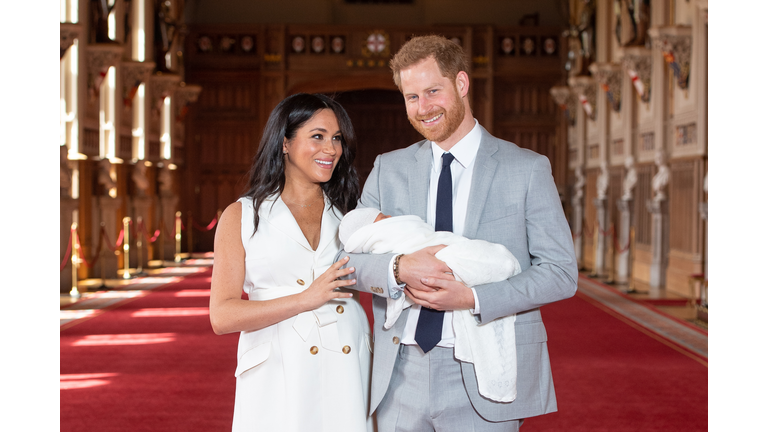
[{"xmin": 232, "ymin": 195, "xmax": 373, "ymax": 432}]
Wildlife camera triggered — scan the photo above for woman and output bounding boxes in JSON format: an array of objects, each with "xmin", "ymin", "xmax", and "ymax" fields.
[{"xmin": 209, "ymin": 93, "xmax": 373, "ymax": 432}]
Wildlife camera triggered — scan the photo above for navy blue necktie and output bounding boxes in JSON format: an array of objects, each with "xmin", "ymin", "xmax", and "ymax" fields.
[{"xmin": 415, "ymin": 152, "xmax": 454, "ymax": 353}]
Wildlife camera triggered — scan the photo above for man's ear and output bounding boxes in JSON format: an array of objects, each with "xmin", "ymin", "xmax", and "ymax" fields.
[{"xmin": 456, "ymin": 71, "xmax": 470, "ymax": 98}]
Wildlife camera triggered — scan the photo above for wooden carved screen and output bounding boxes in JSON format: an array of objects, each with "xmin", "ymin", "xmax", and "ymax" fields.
[
  {"xmin": 670, "ymin": 159, "xmax": 702, "ymax": 254},
  {"xmin": 493, "ymin": 77, "xmax": 560, "ymax": 173},
  {"xmin": 634, "ymin": 165, "xmax": 653, "ymax": 246},
  {"xmin": 181, "ymin": 72, "xmax": 261, "ymax": 252},
  {"xmin": 583, "ymin": 168, "xmax": 599, "ymax": 269},
  {"xmin": 608, "ymin": 168, "xmax": 623, "ymax": 243},
  {"xmin": 332, "ymin": 90, "xmax": 423, "ymax": 184}
]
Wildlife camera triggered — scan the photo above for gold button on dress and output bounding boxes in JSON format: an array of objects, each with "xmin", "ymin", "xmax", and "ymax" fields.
[
  {"xmin": 310, "ymin": 346, "xmax": 319, "ymax": 355},
  {"xmin": 297, "ymin": 279, "xmax": 305, "ymax": 286},
  {"xmin": 336, "ymin": 305, "xmax": 344, "ymax": 314},
  {"xmin": 342, "ymin": 345, "xmax": 351, "ymax": 354}
]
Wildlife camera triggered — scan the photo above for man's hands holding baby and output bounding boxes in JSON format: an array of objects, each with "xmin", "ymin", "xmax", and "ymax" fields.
[{"xmin": 398, "ymin": 245, "xmax": 476, "ymax": 311}]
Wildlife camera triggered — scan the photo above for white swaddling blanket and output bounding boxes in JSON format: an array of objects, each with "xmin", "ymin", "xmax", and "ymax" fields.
[{"xmin": 342, "ymin": 214, "xmax": 522, "ymax": 402}]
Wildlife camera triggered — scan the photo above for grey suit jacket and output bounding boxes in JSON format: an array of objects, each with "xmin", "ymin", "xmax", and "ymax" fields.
[{"xmin": 340, "ymin": 126, "xmax": 578, "ymax": 421}]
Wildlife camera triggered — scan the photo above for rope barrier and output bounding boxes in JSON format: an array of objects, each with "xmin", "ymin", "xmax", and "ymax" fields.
[
  {"xmin": 60, "ymin": 227, "xmax": 73, "ymax": 272},
  {"xmin": 582, "ymin": 222, "xmax": 594, "ymax": 238},
  {"xmin": 614, "ymin": 229, "xmax": 631, "ymax": 254},
  {"xmin": 157, "ymin": 219, "xmax": 173, "ymax": 241},
  {"xmin": 101, "ymin": 226, "xmax": 125, "ymax": 252},
  {"xmin": 74, "ymin": 229, "xmax": 102, "ymax": 269},
  {"xmin": 137, "ymin": 219, "xmax": 161, "ymax": 244},
  {"xmin": 191, "ymin": 216, "xmax": 218, "ymax": 232}
]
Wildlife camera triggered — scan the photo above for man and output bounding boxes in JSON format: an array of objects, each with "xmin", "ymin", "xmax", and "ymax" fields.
[{"xmin": 339, "ymin": 35, "xmax": 578, "ymax": 431}]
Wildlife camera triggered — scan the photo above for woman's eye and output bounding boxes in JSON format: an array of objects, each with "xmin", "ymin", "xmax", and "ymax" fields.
[
  {"xmin": 312, "ymin": 134, "xmax": 323, "ymax": 140},
  {"xmin": 332, "ymin": 135, "xmax": 342, "ymax": 141}
]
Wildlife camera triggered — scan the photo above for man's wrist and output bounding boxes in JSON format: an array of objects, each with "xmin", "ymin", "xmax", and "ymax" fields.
[{"xmin": 393, "ymin": 254, "xmax": 405, "ymax": 285}]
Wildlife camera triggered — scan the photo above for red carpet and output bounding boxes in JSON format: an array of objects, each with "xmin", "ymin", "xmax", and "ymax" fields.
[
  {"xmin": 61, "ymin": 270, "xmax": 706, "ymax": 431},
  {"xmin": 525, "ymin": 291, "xmax": 708, "ymax": 432},
  {"xmin": 61, "ymin": 268, "xmax": 238, "ymax": 431}
]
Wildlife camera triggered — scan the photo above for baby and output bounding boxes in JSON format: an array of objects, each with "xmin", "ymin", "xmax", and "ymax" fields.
[{"xmin": 338, "ymin": 207, "xmax": 522, "ymax": 403}]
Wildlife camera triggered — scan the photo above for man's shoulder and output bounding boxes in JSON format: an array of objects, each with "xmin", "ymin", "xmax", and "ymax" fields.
[
  {"xmin": 378, "ymin": 140, "xmax": 428, "ymax": 163},
  {"xmin": 483, "ymin": 131, "xmax": 548, "ymax": 165}
]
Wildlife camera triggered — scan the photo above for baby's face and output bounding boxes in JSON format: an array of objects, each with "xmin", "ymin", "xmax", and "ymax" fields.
[{"xmin": 374, "ymin": 213, "xmax": 391, "ymax": 223}]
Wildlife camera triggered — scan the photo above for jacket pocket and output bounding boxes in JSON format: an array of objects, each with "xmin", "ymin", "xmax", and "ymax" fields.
[
  {"xmin": 235, "ymin": 343, "xmax": 271, "ymax": 377},
  {"xmin": 514, "ymin": 320, "xmax": 548, "ymax": 345},
  {"xmin": 234, "ymin": 327, "xmax": 274, "ymax": 377},
  {"xmin": 478, "ymin": 203, "xmax": 523, "ymax": 225}
]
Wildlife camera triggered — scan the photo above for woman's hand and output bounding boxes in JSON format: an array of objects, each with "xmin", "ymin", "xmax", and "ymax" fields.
[{"xmin": 298, "ymin": 256, "xmax": 356, "ymax": 311}]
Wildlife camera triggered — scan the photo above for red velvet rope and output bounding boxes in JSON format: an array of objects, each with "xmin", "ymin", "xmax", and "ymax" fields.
[
  {"xmin": 74, "ymin": 230, "xmax": 102, "ymax": 269},
  {"xmin": 162, "ymin": 220, "xmax": 176, "ymax": 241},
  {"xmin": 137, "ymin": 219, "xmax": 160, "ymax": 243},
  {"xmin": 101, "ymin": 227, "xmax": 125, "ymax": 252},
  {"xmin": 191, "ymin": 216, "xmax": 218, "ymax": 232},
  {"xmin": 614, "ymin": 229, "xmax": 631, "ymax": 254},
  {"xmin": 60, "ymin": 227, "xmax": 73, "ymax": 272}
]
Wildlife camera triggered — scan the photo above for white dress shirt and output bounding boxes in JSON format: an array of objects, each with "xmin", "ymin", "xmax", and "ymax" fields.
[{"xmin": 389, "ymin": 120, "xmax": 482, "ymax": 348}]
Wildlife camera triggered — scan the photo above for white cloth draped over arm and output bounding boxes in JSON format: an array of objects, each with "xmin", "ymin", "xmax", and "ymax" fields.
[{"xmin": 341, "ymin": 215, "xmax": 522, "ymax": 402}]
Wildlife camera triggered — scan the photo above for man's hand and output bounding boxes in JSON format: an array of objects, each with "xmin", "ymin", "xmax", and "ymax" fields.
[
  {"xmin": 398, "ymin": 245, "xmax": 453, "ymax": 292},
  {"xmin": 405, "ymin": 277, "xmax": 476, "ymax": 311}
]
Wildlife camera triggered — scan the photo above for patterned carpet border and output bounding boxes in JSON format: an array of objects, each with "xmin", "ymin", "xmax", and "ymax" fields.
[{"xmin": 577, "ymin": 276, "xmax": 708, "ymax": 361}]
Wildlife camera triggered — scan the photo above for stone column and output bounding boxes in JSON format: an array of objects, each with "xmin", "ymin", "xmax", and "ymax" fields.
[
  {"xmin": 593, "ymin": 197, "xmax": 607, "ymax": 276},
  {"xmin": 93, "ymin": 196, "xmax": 122, "ymax": 280},
  {"xmin": 131, "ymin": 196, "xmax": 152, "ymax": 271},
  {"xmin": 616, "ymin": 199, "xmax": 633, "ymax": 284},
  {"xmin": 159, "ymin": 194, "xmax": 179, "ymax": 262},
  {"xmin": 646, "ymin": 199, "xmax": 669, "ymax": 295},
  {"xmin": 60, "ymin": 198, "xmax": 79, "ymax": 293}
]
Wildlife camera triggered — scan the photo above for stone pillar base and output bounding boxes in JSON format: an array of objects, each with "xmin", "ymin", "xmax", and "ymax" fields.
[{"xmin": 646, "ymin": 199, "xmax": 669, "ymax": 296}]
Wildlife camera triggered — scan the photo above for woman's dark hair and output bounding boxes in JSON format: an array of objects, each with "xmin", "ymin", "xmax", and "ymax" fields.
[{"xmin": 244, "ymin": 93, "xmax": 360, "ymax": 232}]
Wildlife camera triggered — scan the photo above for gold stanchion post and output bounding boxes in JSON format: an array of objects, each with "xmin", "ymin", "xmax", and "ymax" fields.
[
  {"xmin": 122, "ymin": 217, "xmax": 132, "ymax": 279},
  {"xmin": 98, "ymin": 222, "xmax": 108, "ymax": 289},
  {"xmin": 159, "ymin": 218, "xmax": 166, "ymax": 265},
  {"xmin": 174, "ymin": 211, "xmax": 182, "ymax": 263},
  {"xmin": 136, "ymin": 216, "xmax": 144, "ymax": 275},
  {"xmin": 187, "ymin": 213, "xmax": 193, "ymax": 260},
  {"xmin": 70, "ymin": 223, "xmax": 80, "ymax": 298}
]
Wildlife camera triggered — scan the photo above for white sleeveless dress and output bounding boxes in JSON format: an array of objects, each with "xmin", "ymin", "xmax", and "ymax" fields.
[{"xmin": 232, "ymin": 195, "xmax": 373, "ymax": 432}]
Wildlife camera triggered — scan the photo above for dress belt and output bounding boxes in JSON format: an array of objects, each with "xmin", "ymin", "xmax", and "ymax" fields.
[{"xmin": 249, "ymin": 286, "xmax": 343, "ymax": 353}]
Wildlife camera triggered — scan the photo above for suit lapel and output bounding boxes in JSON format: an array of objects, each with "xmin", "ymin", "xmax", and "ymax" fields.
[
  {"xmin": 408, "ymin": 141, "xmax": 432, "ymax": 219},
  {"xmin": 315, "ymin": 198, "xmax": 342, "ymax": 255},
  {"xmin": 464, "ymin": 128, "xmax": 499, "ymax": 239},
  {"xmin": 264, "ymin": 195, "xmax": 314, "ymax": 251}
]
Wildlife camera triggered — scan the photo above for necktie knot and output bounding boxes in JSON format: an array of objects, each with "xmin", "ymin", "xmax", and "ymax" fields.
[{"xmin": 442, "ymin": 152, "xmax": 455, "ymax": 169}]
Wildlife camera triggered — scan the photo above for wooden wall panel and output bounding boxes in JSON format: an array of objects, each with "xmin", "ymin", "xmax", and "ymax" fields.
[
  {"xmin": 334, "ymin": 90, "xmax": 423, "ymax": 184},
  {"xmin": 583, "ymin": 168, "xmax": 599, "ymax": 270},
  {"xmin": 669, "ymin": 159, "xmax": 702, "ymax": 254},
  {"xmin": 634, "ymin": 164, "xmax": 653, "ymax": 246}
]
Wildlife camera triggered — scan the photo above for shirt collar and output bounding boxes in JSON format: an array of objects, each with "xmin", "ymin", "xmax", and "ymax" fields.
[{"xmin": 430, "ymin": 119, "xmax": 481, "ymax": 171}]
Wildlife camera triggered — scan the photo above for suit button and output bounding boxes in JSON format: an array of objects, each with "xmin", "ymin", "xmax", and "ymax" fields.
[
  {"xmin": 310, "ymin": 346, "xmax": 318, "ymax": 355},
  {"xmin": 392, "ymin": 337, "xmax": 400, "ymax": 344},
  {"xmin": 297, "ymin": 279, "xmax": 305, "ymax": 286},
  {"xmin": 342, "ymin": 345, "xmax": 351, "ymax": 354},
  {"xmin": 336, "ymin": 305, "xmax": 344, "ymax": 314}
]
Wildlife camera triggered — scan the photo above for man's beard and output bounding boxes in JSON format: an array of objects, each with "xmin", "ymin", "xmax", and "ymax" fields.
[{"xmin": 408, "ymin": 88, "xmax": 465, "ymax": 143}]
